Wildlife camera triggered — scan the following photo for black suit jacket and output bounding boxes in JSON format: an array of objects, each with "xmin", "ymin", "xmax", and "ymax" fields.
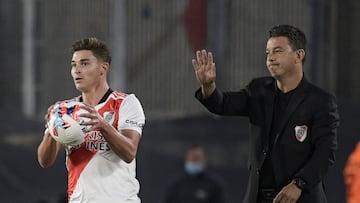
[{"xmin": 195, "ymin": 76, "xmax": 340, "ymax": 203}]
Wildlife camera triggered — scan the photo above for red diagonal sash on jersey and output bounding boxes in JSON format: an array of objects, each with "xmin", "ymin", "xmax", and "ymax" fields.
[{"xmin": 67, "ymin": 147, "xmax": 96, "ymax": 200}]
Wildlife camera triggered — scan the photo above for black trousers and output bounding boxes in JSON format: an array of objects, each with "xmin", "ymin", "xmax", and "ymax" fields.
[{"xmin": 257, "ymin": 197, "xmax": 273, "ymax": 203}]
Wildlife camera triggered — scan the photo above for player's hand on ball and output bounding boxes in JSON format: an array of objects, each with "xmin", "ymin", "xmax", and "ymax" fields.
[
  {"xmin": 47, "ymin": 101, "xmax": 86, "ymax": 146},
  {"xmin": 78, "ymin": 103, "xmax": 107, "ymax": 132},
  {"xmin": 192, "ymin": 49, "xmax": 216, "ymax": 87},
  {"xmin": 44, "ymin": 104, "xmax": 55, "ymax": 121},
  {"xmin": 43, "ymin": 104, "xmax": 56, "ymax": 135}
]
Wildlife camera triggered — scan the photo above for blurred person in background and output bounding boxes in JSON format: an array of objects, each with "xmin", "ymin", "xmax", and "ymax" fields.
[
  {"xmin": 37, "ymin": 37, "xmax": 145, "ymax": 203},
  {"xmin": 344, "ymin": 141, "xmax": 360, "ymax": 203},
  {"xmin": 165, "ymin": 145, "xmax": 225, "ymax": 203},
  {"xmin": 192, "ymin": 25, "xmax": 340, "ymax": 203}
]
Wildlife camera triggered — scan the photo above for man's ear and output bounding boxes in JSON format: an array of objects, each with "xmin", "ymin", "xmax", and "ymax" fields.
[
  {"xmin": 296, "ymin": 49, "xmax": 305, "ymax": 64},
  {"xmin": 100, "ymin": 62, "xmax": 109, "ymax": 76}
]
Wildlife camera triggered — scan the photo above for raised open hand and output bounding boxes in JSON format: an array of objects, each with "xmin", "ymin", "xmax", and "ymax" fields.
[{"xmin": 192, "ymin": 49, "xmax": 216, "ymax": 87}]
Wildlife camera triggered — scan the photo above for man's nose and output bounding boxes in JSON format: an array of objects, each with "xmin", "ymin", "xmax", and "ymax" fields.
[
  {"xmin": 73, "ymin": 64, "xmax": 81, "ymax": 73},
  {"xmin": 267, "ymin": 53, "xmax": 275, "ymax": 61}
]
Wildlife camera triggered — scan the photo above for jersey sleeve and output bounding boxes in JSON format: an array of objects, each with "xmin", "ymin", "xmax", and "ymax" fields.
[{"xmin": 117, "ymin": 94, "xmax": 145, "ymax": 135}]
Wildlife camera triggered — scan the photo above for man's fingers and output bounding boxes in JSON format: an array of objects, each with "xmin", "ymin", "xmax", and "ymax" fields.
[
  {"xmin": 201, "ymin": 49, "xmax": 207, "ymax": 65},
  {"xmin": 47, "ymin": 105, "xmax": 54, "ymax": 112},
  {"xmin": 211, "ymin": 62, "xmax": 216, "ymax": 75},
  {"xmin": 192, "ymin": 59, "xmax": 199, "ymax": 71},
  {"xmin": 208, "ymin": 52, "xmax": 213, "ymax": 64},
  {"xmin": 196, "ymin": 50, "xmax": 202, "ymax": 64},
  {"xmin": 273, "ymin": 192, "xmax": 283, "ymax": 203},
  {"xmin": 44, "ymin": 105, "xmax": 55, "ymax": 120},
  {"xmin": 273, "ymin": 192, "xmax": 296, "ymax": 203},
  {"xmin": 80, "ymin": 103, "xmax": 96, "ymax": 113},
  {"xmin": 195, "ymin": 49, "xmax": 213, "ymax": 66}
]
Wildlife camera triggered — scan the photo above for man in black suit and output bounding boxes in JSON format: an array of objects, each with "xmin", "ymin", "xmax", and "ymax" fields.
[{"xmin": 192, "ymin": 25, "xmax": 340, "ymax": 203}]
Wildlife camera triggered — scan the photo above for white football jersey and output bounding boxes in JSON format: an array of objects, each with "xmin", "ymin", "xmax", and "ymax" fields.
[{"xmin": 65, "ymin": 91, "xmax": 145, "ymax": 203}]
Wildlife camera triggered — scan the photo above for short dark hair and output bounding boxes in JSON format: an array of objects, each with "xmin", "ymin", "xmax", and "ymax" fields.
[
  {"xmin": 269, "ymin": 25, "xmax": 307, "ymax": 52},
  {"xmin": 71, "ymin": 37, "xmax": 112, "ymax": 64}
]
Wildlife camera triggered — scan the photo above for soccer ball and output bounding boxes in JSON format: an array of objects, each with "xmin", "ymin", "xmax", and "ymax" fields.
[{"xmin": 47, "ymin": 100, "xmax": 88, "ymax": 146}]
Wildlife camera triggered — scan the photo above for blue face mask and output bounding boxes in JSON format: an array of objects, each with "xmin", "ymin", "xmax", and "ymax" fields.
[{"xmin": 184, "ymin": 162, "xmax": 204, "ymax": 175}]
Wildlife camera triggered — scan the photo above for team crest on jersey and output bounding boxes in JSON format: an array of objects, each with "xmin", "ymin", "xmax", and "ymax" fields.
[
  {"xmin": 294, "ymin": 125, "xmax": 308, "ymax": 142},
  {"xmin": 103, "ymin": 111, "xmax": 116, "ymax": 125}
]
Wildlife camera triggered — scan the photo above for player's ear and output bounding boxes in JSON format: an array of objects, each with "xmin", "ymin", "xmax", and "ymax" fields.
[{"xmin": 100, "ymin": 62, "xmax": 109, "ymax": 76}]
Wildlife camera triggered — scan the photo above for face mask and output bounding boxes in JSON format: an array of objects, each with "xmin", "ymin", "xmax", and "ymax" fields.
[{"xmin": 184, "ymin": 162, "xmax": 204, "ymax": 175}]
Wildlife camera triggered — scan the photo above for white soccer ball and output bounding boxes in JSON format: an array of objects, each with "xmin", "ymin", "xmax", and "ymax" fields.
[{"xmin": 47, "ymin": 100, "xmax": 89, "ymax": 146}]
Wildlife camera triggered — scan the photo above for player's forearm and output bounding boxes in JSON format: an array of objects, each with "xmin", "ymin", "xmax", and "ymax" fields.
[
  {"xmin": 37, "ymin": 130, "xmax": 60, "ymax": 168},
  {"xmin": 101, "ymin": 124, "xmax": 138, "ymax": 163},
  {"xmin": 201, "ymin": 82, "xmax": 216, "ymax": 98},
  {"xmin": 107, "ymin": 140, "xmax": 136, "ymax": 163}
]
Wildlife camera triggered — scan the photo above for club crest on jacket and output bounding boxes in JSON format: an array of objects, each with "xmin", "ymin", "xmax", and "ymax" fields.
[{"xmin": 295, "ymin": 125, "xmax": 308, "ymax": 142}]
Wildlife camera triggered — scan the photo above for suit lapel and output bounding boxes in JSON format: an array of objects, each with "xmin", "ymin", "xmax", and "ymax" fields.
[
  {"xmin": 274, "ymin": 77, "xmax": 309, "ymax": 145},
  {"xmin": 263, "ymin": 80, "xmax": 276, "ymax": 149}
]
